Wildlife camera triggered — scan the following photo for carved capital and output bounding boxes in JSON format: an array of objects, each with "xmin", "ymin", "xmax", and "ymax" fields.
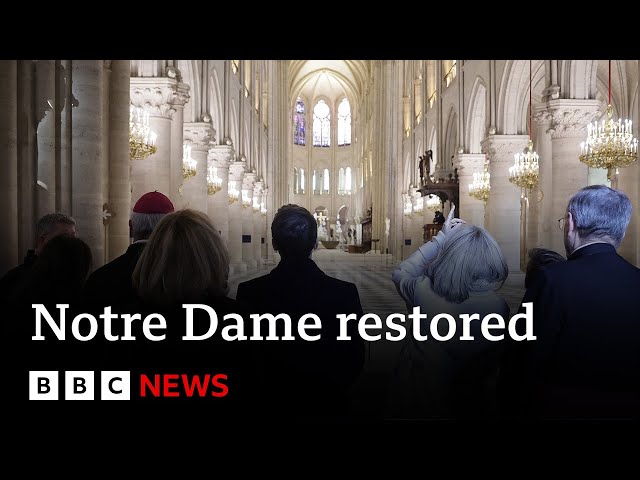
[
  {"xmin": 453, "ymin": 154, "xmax": 486, "ymax": 176},
  {"xmin": 253, "ymin": 180, "xmax": 264, "ymax": 196},
  {"xmin": 103, "ymin": 60, "xmax": 112, "ymax": 69},
  {"xmin": 243, "ymin": 172, "xmax": 257, "ymax": 190},
  {"xmin": 130, "ymin": 77, "xmax": 191, "ymax": 119},
  {"xmin": 228, "ymin": 160, "xmax": 247, "ymax": 181},
  {"xmin": 183, "ymin": 122, "xmax": 215, "ymax": 150},
  {"xmin": 544, "ymin": 99, "xmax": 602, "ymax": 139},
  {"xmin": 208, "ymin": 145, "xmax": 235, "ymax": 168},
  {"xmin": 480, "ymin": 135, "xmax": 529, "ymax": 162}
]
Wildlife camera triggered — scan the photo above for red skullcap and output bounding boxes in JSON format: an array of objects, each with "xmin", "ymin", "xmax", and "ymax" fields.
[{"xmin": 133, "ymin": 191, "xmax": 175, "ymax": 214}]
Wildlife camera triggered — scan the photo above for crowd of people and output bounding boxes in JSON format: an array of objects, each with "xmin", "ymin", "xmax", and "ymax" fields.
[{"xmin": 2, "ymin": 184, "xmax": 638, "ymax": 420}]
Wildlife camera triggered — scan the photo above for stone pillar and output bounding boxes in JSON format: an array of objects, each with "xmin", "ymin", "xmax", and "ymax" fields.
[
  {"xmin": 35, "ymin": 60, "xmax": 56, "ymax": 218},
  {"xmin": 242, "ymin": 171, "xmax": 257, "ymax": 269},
  {"xmin": 481, "ymin": 135, "xmax": 529, "ymax": 272},
  {"xmin": 0, "ymin": 60, "xmax": 18, "ymax": 274},
  {"xmin": 183, "ymin": 122, "xmax": 214, "ymax": 213},
  {"xmin": 130, "ymin": 77, "xmax": 190, "ymax": 207},
  {"xmin": 207, "ymin": 145, "xmax": 233, "ymax": 242},
  {"xmin": 228, "ymin": 159, "xmax": 246, "ymax": 274},
  {"xmin": 454, "ymin": 153, "xmax": 486, "ymax": 227},
  {"xmin": 72, "ymin": 60, "xmax": 104, "ymax": 268},
  {"xmin": 17, "ymin": 60, "xmax": 37, "ymax": 257},
  {"xmin": 170, "ymin": 88, "xmax": 189, "ymax": 206},
  {"xmin": 545, "ymin": 99, "xmax": 601, "ymax": 254},
  {"xmin": 533, "ymin": 108, "xmax": 554, "ymax": 249},
  {"xmin": 253, "ymin": 179, "xmax": 265, "ymax": 263},
  {"xmin": 107, "ymin": 60, "xmax": 131, "ymax": 261}
]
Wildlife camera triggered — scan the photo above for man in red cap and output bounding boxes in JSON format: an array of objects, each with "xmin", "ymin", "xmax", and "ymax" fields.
[{"xmin": 83, "ymin": 191, "xmax": 174, "ymax": 306}]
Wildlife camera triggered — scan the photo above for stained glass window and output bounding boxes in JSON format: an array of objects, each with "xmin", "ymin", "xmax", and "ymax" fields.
[
  {"xmin": 323, "ymin": 168, "xmax": 330, "ymax": 194},
  {"xmin": 300, "ymin": 168, "xmax": 305, "ymax": 194},
  {"xmin": 313, "ymin": 100, "xmax": 330, "ymax": 147},
  {"xmin": 294, "ymin": 97, "xmax": 306, "ymax": 146},
  {"xmin": 338, "ymin": 98, "xmax": 351, "ymax": 146},
  {"xmin": 345, "ymin": 167, "xmax": 352, "ymax": 193},
  {"xmin": 294, "ymin": 167, "xmax": 299, "ymax": 194}
]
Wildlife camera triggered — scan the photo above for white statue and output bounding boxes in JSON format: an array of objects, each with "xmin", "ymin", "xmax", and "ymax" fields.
[{"xmin": 385, "ymin": 217, "xmax": 391, "ymax": 237}]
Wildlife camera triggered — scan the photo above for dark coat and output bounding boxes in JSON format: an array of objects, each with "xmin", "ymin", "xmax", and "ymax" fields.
[
  {"xmin": 498, "ymin": 243, "xmax": 640, "ymax": 419},
  {"xmin": 83, "ymin": 242, "xmax": 146, "ymax": 307},
  {"xmin": 236, "ymin": 256, "xmax": 366, "ymax": 418},
  {"xmin": 0, "ymin": 250, "xmax": 37, "ymax": 304}
]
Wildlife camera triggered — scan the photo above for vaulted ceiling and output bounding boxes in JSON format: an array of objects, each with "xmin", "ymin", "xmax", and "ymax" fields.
[{"xmin": 288, "ymin": 60, "xmax": 371, "ymax": 106}]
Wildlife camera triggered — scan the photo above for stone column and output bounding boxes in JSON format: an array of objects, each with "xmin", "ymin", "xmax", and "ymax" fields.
[
  {"xmin": 454, "ymin": 153, "xmax": 486, "ymax": 227},
  {"xmin": 481, "ymin": 135, "xmax": 529, "ymax": 272},
  {"xmin": 242, "ymin": 171, "xmax": 257, "ymax": 269},
  {"xmin": 17, "ymin": 60, "xmax": 37, "ymax": 257},
  {"xmin": 130, "ymin": 77, "xmax": 190, "ymax": 207},
  {"xmin": 107, "ymin": 60, "xmax": 131, "ymax": 261},
  {"xmin": 228, "ymin": 159, "xmax": 246, "ymax": 274},
  {"xmin": 253, "ymin": 179, "xmax": 265, "ymax": 263},
  {"xmin": 208, "ymin": 145, "xmax": 233, "ymax": 242},
  {"xmin": 170, "ymin": 86, "xmax": 189, "ymax": 206},
  {"xmin": 72, "ymin": 60, "xmax": 104, "ymax": 268},
  {"xmin": 544, "ymin": 99, "xmax": 601, "ymax": 254},
  {"xmin": 0, "ymin": 60, "xmax": 18, "ymax": 274},
  {"xmin": 183, "ymin": 122, "xmax": 214, "ymax": 213},
  {"xmin": 35, "ymin": 60, "xmax": 56, "ymax": 218},
  {"xmin": 533, "ymin": 108, "xmax": 554, "ymax": 249}
]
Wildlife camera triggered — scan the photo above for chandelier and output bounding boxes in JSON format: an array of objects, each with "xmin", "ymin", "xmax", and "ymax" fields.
[
  {"xmin": 468, "ymin": 163, "xmax": 490, "ymax": 203},
  {"xmin": 241, "ymin": 189, "xmax": 252, "ymax": 208},
  {"xmin": 403, "ymin": 193, "xmax": 413, "ymax": 217},
  {"xmin": 228, "ymin": 180, "xmax": 240, "ymax": 204},
  {"xmin": 182, "ymin": 143, "xmax": 196, "ymax": 180},
  {"xmin": 579, "ymin": 60, "xmax": 638, "ymax": 170},
  {"xmin": 207, "ymin": 165, "xmax": 222, "ymax": 195},
  {"xmin": 129, "ymin": 106, "xmax": 157, "ymax": 160},
  {"xmin": 508, "ymin": 60, "xmax": 540, "ymax": 194},
  {"xmin": 413, "ymin": 195, "xmax": 424, "ymax": 215},
  {"xmin": 426, "ymin": 194, "xmax": 441, "ymax": 212}
]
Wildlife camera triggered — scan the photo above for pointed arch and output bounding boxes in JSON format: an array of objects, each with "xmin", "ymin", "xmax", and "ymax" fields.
[
  {"xmin": 443, "ymin": 107, "xmax": 457, "ymax": 170},
  {"xmin": 466, "ymin": 77, "xmax": 487, "ymax": 153},
  {"xmin": 209, "ymin": 67, "xmax": 223, "ymax": 144}
]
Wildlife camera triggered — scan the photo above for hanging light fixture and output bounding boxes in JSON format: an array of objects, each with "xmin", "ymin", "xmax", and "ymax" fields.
[
  {"xmin": 579, "ymin": 60, "xmax": 637, "ymax": 171},
  {"xmin": 468, "ymin": 160, "xmax": 490, "ymax": 203},
  {"xmin": 129, "ymin": 106, "xmax": 157, "ymax": 160},
  {"xmin": 508, "ymin": 60, "xmax": 540, "ymax": 195},
  {"xmin": 206, "ymin": 164, "xmax": 222, "ymax": 195},
  {"xmin": 182, "ymin": 143, "xmax": 196, "ymax": 180}
]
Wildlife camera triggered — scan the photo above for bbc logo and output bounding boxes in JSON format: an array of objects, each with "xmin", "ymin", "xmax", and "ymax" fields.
[{"xmin": 29, "ymin": 371, "xmax": 131, "ymax": 400}]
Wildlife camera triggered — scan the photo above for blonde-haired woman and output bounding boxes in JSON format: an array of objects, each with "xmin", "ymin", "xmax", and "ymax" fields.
[
  {"xmin": 132, "ymin": 208, "xmax": 230, "ymax": 305},
  {"xmin": 389, "ymin": 206, "xmax": 509, "ymax": 419},
  {"xmin": 107, "ymin": 210, "xmax": 261, "ymax": 419}
]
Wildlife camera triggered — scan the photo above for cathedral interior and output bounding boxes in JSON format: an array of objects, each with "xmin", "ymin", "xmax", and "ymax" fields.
[{"xmin": 1, "ymin": 60, "xmax": 638, "ymax": 414}]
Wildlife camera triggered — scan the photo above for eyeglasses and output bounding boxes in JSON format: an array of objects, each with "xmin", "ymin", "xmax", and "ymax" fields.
[{"xmin": 557, "ymin": 217, "xmax": 566, "ymax": 231}]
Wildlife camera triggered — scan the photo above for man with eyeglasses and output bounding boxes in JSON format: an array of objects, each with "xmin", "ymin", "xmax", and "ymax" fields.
[{"xmin": 499, "ymin": 185, "xmax": 640, "ymax": 419}]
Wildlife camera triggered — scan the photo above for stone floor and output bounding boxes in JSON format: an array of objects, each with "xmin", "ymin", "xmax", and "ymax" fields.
[{"xmin": 228, "ymin": 247, "xmax": 526, "ymax": 417}]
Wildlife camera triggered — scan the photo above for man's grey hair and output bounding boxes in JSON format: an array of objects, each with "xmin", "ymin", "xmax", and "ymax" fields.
[
  {"xmin": 427, "ymin": 225, "xmax": 509, "ymax": 303},
  {"xmin": 36, "ymin": 213, "xmax": 76, "ymax": 238},
  {"xmin": 130, "ymin": 212, "xmax": 167, "ymax": 240},
  {"xmin": 567, "ymin": 185, "xmax": 632, "ymax": 248}
]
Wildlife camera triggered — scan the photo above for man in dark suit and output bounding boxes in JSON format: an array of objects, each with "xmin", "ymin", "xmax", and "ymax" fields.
[
  {"xmin": 499, "ymin": 185, "xmax": 640, "ymax": 418},
  {"xmin": 0, "ymin": 213, "xmax": 76, "ymax": 304},
  {"xmin": 236, "ymin": 204, "xmax": 365, "ymax": 419},
  {"xmin": 83, "ymin": 191, "xmax": 174, "ymax": 307}
]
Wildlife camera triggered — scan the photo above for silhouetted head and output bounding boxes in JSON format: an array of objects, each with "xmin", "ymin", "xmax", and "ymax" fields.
[
  {"xmin": 132, "ymin": 209, "xmax": 229, "ymax": 305},
  {"xmin": 271, "ymin": 204, "xmax": 317, "ymax": 260},
  {"xmin": 27, "ymin": 235, "xmax": 92, "ymax": 303},
  {"xmin": 427, "ymin": 225, "xmax": 508, "ymax": 303},
  {"xmin": 525, "ymin": 247, "xmax": 566, "ymax": 288},
  {"xmin": 34, "ymin": 213, "xmax": 77, "ymax": 254}
]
